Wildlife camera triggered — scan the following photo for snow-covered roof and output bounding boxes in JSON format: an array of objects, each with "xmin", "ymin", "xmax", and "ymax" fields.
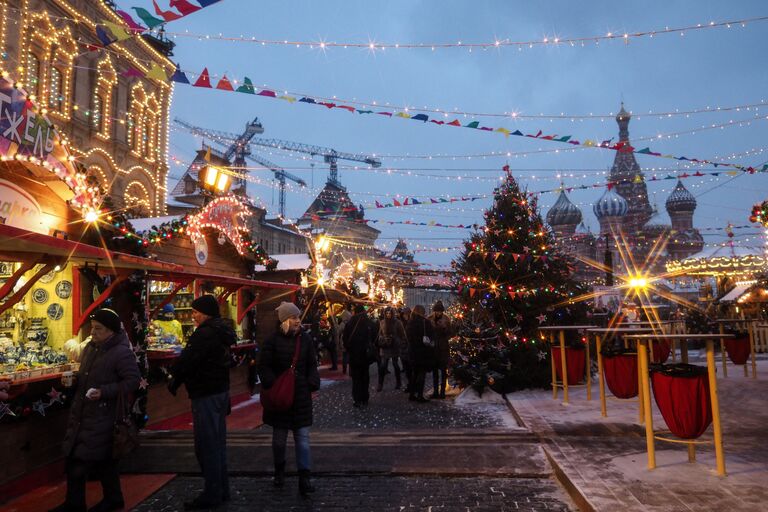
[
  {"xmin": 719, "ymin": 281, "xmax": 756, "ymax": 303},
  {"xmin": 128, "ymin": 215, "xmax": 184, "ymax": 233},
  {"xmin": 254, "ymin": 253, "xmax": 312, "ymax": 272},
  {"xmin": 685, "ymin": 244, "xmax": 765, "ymax": 261}
]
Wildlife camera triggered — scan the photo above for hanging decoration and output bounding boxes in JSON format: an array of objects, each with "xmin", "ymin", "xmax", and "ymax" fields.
[
  {"xmin": 749, "ymin": 200, "xmax": 768, "ymax": 228},
  {"xmin": 186, "ymin": 195, "xmax": 252, "ymax": 256}
]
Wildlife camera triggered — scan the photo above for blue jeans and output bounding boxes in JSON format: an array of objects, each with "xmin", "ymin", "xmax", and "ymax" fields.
[
  {"xmin": 191, "ymin": 391, "xmax": 229, "ymax": 504},
  {"xmin": 272, "ymin": 427, "xmax": 312, "ymax": 471}
]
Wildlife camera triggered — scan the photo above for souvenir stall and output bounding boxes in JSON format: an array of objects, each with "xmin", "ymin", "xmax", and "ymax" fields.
[
  {"xmin": 125, "ymin": 196, "xmax": 299, "ymax": 425},
  {"xmin": 0, "ymin": 74, "xmax": 186, "ymax": 489}
]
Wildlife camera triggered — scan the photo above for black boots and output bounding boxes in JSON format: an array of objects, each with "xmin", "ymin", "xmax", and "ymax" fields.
[
  {"xmin": 298, "ymin": 469, "xmax": 315, "ymax": 497},
  {"xmin": 273, "ymin": 462, "xmax": 286, "ymax": 488}
]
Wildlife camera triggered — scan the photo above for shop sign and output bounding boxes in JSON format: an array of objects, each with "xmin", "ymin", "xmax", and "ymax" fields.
[
  {"xmin": 194, "ymin": 235, "xmax": 209, "ymax": 266},
  {"xmin": 0, "ymin": 77, "xmax": 56, "ymax": 160},
  {"xmin": 187, "ymin": 196, "xmax": 252, "ymax": 256},
  {"xmin": 0, "ymin": 177, "xmax": 47, "ymax": 234}
]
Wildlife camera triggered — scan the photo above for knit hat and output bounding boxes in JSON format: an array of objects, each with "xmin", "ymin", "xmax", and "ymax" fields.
[
  {"xmin": 191, "ymin": 295, "xmax": 220, "ymax": 318},
  {"xmin": 162, "ymin": 303, "xmax": 175, "ymax": 314},
  {"xmin": 90, "ymin": 308, "xmax": 122, "ymax": 333},
  {"xmin": 432, "ymin": 300, "xmax": 445, "ymax": 312},
  {"xmin": 275, "ymin": 301, "xmax": 301, "ymax": 322}
]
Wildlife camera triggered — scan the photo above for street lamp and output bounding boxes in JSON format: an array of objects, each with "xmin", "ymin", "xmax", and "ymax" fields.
[{"xmin": 199, "ymin": 165, "xmax": 231, "ymax": 195}]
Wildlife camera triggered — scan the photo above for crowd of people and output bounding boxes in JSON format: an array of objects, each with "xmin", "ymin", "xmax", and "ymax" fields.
[{"xmin": 309, "ymin": 300, "xmax": 454, "ymax": 407}]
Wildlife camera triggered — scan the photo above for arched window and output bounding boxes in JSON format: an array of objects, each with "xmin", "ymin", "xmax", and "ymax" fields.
[
  {"xmin": 92, "ymin": 94, "xmax": 104, "ymax": 132},
  {"xmin": 48, "ymin": 67, "xmax": 63, "ymax": 111},
  {"xmin": 26, "ymin": 52, "xmax": 41, "ymax": 98}
]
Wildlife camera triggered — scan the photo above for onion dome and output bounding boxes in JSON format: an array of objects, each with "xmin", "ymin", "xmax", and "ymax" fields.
[
  {"xmin": 616, "ymin": 103, "xmax": 631, "ymax": 123},
  {"xmin": 593, "ymin": 187, "xmax": 628, "ymax": 219},
  {"xmin": 575, "ymin": 222, "xmax": 596, "ymax": 240},
  {"xmin": 546, "ymin": 190, "xmax": 582, "ymax": 226},
  {"xmin": 665, "ymin": 180, "xmax": 697, "ymax": 213}
]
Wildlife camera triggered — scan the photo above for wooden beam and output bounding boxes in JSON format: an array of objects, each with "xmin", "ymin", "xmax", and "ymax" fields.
[
  {"xmin": 0, "ymin": 262, "xmax": 57, "ymax": 316},
  {"xmin": 0, "ymin": 260, "xmax": 40, "ymax": 299},
  {"xmin": 72, "ymin": 271, "xmax": 132, "ymax": 335},
  {"xmin": 238, "ymin": 290, "xmax": 262, "ymax": 324}
]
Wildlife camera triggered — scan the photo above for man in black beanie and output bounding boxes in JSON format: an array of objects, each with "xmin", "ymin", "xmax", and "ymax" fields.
[{"xmin": 169, "ymin": 295, "xmax": 236, "ymax": 510}]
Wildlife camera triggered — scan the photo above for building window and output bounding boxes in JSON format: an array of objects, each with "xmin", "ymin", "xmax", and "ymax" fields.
[
  {"xmin": 48, "ymin": 67, "xmax": 62, "ymax": 111},
  {"xmin": 92, "ymin": 94, "xmax": 104, "ymax": 132},
  {"xmin": 26, "ymin": 52, "xmax": 41, "ymax": 97}
]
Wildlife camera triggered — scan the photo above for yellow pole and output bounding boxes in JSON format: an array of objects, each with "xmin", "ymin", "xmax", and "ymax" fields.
[
  {"xmin": 550, "ymin": 332, "xmax": 558, "ymax": 400},
  {"xmin": 688, "ymin": 443, "xmax": 696, "ymax": 463},
  {"xmin": 597, "ymin": 334, "xmax": 607, "ymax": 417},
  {"xmin": 586, "ymin": 332, "xmax": 592, "ymax": 401},
  {"xmin": 719, "ymin": 323, "xmax": 728, "ymax": 378},
  {"xmin": 681, "ymin": 340, "xmax": 689, "ymax": 364},
  {"xmin": 638, "ymin": 338, "xmax": 645, "ymax": 424},
  {"xmin": 638, "ymin": 340, "xmax": 656, "ymax": 469},
  {"xmin": 749, "ymin": 321, "xmax": 758, "ymax": 379},
  {"xmin": 671, "ymin": 339, "xmax": 677, "ymax": 362},
  {"xmin": 706, "ymin": 339, "xmax": 726, "ymax": 476},
  {"xmin": 560, "ymin": 330, "xmax": 569, "ymax": 404}
]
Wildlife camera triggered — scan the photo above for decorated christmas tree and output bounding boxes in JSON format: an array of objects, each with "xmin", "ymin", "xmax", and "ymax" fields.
[{"xmin": 451, "ymin": 165, "xmax": 588, "ymax": 393}]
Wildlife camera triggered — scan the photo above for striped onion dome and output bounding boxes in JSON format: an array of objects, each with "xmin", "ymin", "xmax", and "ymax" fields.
[
  {"xmin": 546, "ymin": 190, "xmax": 582, "ymax": 226},
  {"xmin": 593, "ymin": 187, "xmax": 628, "ymax": 219},
  {"xmin": 665, "ymin": 180, "xmax": 696, "ymax": 213}
]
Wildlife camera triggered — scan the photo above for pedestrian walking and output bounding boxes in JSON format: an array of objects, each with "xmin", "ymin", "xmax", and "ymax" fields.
[
  {"xmin": 428, "ymin": 301, "xmax": 452, "ymax": 399},
  {"xmin": 376, "ymin": 307, "xmax": 406, "ymax": 391},
  {"xmin": 398, "ymin": 307, "xmax": 412, "ymax": 393},
  {"xmin": 51, "ymin": 308, "xmax": 140, "ymax": 512},
  {"xmin": 339, "ymin": 308, "xmax": 353, "ymax": 374},
  {"xmin": 343, "ymin": 304, "xmax": 376, "ymax": 407},
  {"xmin": 167, "ymin": 295, "xmax": 236, "ymax": 510},
  {"xmin": 406, "ymin": 305, "xmax": 435, "ymax": 403},
  {"xmin": 258, "ymin": 302, "xmax": 321, "ymax": 497}
]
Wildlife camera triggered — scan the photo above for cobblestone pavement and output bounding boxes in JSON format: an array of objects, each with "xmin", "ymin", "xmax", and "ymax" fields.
[
  {"xmin": 130, "ymin": 366, "xmax": 576, "ymax": 511},
  {"xmin": 132, "ymin": 475, "xmax": 573, "ymax": 512}
]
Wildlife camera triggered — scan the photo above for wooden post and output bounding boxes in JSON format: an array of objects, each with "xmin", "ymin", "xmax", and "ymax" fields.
[
  {"xmin": 550, "ymin": 332, "xmax": 558, "ymax": 400},
  {"xmin": 638, "ymin": 340, "xmax": 655, "ymax": 470},
  {"xmin": 706, "ymin": 339, "xmax": 727, "ymax": 476},
  {"xmin": 748, "ymin": 321, "xmax": 758, "ymax": 379},
  {"xmin": 596, "ymin": 334, "xmax": 607, "ymax": 417},
  {"xmin": 559, "ymin": 329, "xmax": 569, "ymax": 405}
]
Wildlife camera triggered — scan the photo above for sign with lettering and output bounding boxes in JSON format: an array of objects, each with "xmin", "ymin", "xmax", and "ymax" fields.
[
  {"xmin": 0, "ymin": 77, "xmax": 56, "ymax": 160},
  {"xmin": 0, "ymin": 177, "xmax": 47, "ymax": 234},
  {"xmin": 187, "ymin": 196, "xmax": 252, "ymax": 256}
]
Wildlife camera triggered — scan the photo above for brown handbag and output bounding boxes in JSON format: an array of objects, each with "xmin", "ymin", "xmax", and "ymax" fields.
[
  {"xmin": 261, "ymin": 336, "xmax": 300, "ymax": 412},
  {"xmin": 112, "ymin": 391, "xmax": 138, "ymax": 459}
]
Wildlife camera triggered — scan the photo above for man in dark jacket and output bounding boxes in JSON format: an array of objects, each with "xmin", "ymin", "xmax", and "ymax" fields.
[
  {"xmin": 343, "ymin": 304, "xmax": 375, "ymax": 407},
  {"xmin": 168, "ymin": 295, "xmax": 236, "ymax": 511},
  {"xmin": 428, "ymin": 301, "xmax": 453, "ymax": 399},
  {"xmin": 52, "ymin": 308, "xmax": 140, "ymax": 512},
  {"xmin": 406, "ymin": 305, "xmax": 435, "ymax": 403}
]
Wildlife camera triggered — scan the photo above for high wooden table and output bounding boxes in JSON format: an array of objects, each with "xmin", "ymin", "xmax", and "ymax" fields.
[
  {"xmin": 538, "ymin": 325, "xmax": 596, "ymax": 405},
  {"xmin": 712, "ymin": 319, "xmax": 758, "ymax": 379},
  {"xmin": 587, "ymin": 327, "xmax": 653, "ymax": 421},
  {"xmin": 624, "ymin": 333, "xmax": 733, "ymax": 476}
]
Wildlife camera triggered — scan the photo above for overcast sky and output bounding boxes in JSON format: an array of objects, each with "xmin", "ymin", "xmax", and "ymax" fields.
[{"xmin": 119, "ymin": 1, "xmax": 768, "ymax": 267}]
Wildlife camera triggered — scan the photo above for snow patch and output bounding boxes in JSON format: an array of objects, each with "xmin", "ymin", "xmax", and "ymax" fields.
[{"xmin": 454, "ymin": 387, "xmax": 526, "ymax": 430}]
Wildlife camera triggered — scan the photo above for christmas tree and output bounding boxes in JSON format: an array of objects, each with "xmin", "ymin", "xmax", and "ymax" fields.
[{"xmin": 451, "ymin": 165, "xmax": 588, "ymax": 393}]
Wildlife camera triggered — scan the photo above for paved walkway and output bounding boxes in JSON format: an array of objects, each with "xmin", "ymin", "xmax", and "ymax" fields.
[
  {"xmin": 126, "ymin": 366, "xmax": 576, "ymax": 511},
  {"xmin": 510, "ymin": 358, "xmax": 768, "ymax": 512}
]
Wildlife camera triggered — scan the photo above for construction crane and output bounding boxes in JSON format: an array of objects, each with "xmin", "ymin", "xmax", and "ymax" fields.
[
  {"xmin": 248, "ymin": 138, "xmax": 382, "ymax": 185},
  {"xmin": 174, "ymin": 118, "xmax": 307, "ymax": 217}
]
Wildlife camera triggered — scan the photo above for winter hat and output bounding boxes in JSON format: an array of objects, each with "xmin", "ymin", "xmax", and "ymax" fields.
[
  {"xmin": 191, "ymin": 295, "xmax": 220, "ymax": 318},
  {"xmin": 276, "ymin": 301, "xmax": 301, "ymax": 322},
  {"xmin": 432, "ymin": 300, "xmax": 445, "ymax": 312},
  {"xmin": 90, "ymin": 308, "xmax": 122, "ymax": 333},
  {"xmin": 162, "ymin": 303, "xmax": 175, "ymax": 314}
]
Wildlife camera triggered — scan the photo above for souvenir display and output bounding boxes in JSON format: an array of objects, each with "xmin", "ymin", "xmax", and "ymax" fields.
[
  {"xmin": 32, "ymin": 288, "xmax": 49, "ymax": 304},
  {"xmin": 46, "ymin": 304, "xmax": 64, "ymax": 321},
  {"xmin": 55, "ymin": 281, "xmax": 72, "ymax": 300}
]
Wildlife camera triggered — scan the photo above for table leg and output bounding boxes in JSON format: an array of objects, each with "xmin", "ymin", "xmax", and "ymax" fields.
[
  {"xmin": 719, "ymin": 324, "xmax": 728, "ymax": 378},
  {"xmin": 586, "ymin": 333, "xmax": 592, "ymax": 401},
  {"xmin": 550, "ymin": 333, "xmax": 558, "ymax": 400},
  {"xmin": 560, "ymin": 330, "xmax": 569, "ymax": 405},
  {"xmin": 597, "ymin": 335, "xmax": 606, "ymax": 417},
  {"xmin": 706, "ymin": 339, "xmax": 726, "ymax": 476},
  {"xmin": 681, "ymin": 340, "xmax": 688, "ymax": 364},
  {"xmin": 688, "ymin": 443, "xmax": 696, "ymax": 463},
  {"xmin": 671, "ymin": 339, "xmax": 677, "ymax": 362},
  {"xmin": 638, "ymin": 340, "xmax": 655, "ymax": 470},
  {"xmin": 749, "ymin": 324, "xmax": 758, "ymax": 379}
]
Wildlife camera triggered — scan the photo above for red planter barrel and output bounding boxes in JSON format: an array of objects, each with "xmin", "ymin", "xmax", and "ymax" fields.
[
  {"xmin": 650, "ymin": 339, "xmax": 671, "ymax": 364},
  {"xmin": 552, "ymin": 346, "xmax": 586, "ymax": 385},
  {"xmin": 603, "ymin": 353, "xmax": 638, "ymax": 399},
  {"xmin": 651, "ymin": 364, "xmax": 712, "ymax": 439},
  {"xmin": 725, "ymin": 337, "xmax": 750, "ymax": 365}
]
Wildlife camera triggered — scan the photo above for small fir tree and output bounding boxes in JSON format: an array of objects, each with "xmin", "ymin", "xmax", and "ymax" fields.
[{"xmin": 450, "ymin": 165, "xmax": 587, "ymax": 392}]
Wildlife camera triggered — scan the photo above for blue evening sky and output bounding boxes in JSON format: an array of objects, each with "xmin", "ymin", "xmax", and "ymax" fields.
[{"xmin": 118, "ymin": 1, "xmax": 768, "ymax": 267}]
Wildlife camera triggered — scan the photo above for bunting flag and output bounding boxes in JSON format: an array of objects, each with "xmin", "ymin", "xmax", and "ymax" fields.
[
  {"xmin": 145, "ymin": 62, "xmax": 168, "ymax": 81},
  {"xmin": 153, "ymin": 0, "xmax": 183, "ymax": 21},
  {"xmin": 132, "ymin": 7, "xmax": 165, "ymax": 28},
  {"xmin": 170, "ymin": 65, "xmax": 190, "ymax": 83},
  {"xmin": 170, "ymin": 0, "xmax": 202, "ymax": 15},
  {"xmin": 360, "ymin": 219, "xmax": 475, "ymax": 229},
  {"xmin": 193, "ymin": 67, "xmax": 212, "ymax": 88},
  {"xmin": 115, "ymin": 10, "xmax": 146, "ymax": 31},
  {"xmin": 216, "ymin": 74, "xmax": 234, "ymax": 91},
  {"xmin": 102, "ymin": 21, "xmax": 132, "ymax": 41}
]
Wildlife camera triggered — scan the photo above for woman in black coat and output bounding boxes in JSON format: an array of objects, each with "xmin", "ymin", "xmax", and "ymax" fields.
[
  {"xmin": 258, "ymin": 302, "xmax": 321, "ymax": 497},
  {"xmin": 406, "ymin": 305, "xmax": 435, "ymax": 403},
  {"xmin": 52, "ymin": 309, "xmax": 140, "ymax": 512}
]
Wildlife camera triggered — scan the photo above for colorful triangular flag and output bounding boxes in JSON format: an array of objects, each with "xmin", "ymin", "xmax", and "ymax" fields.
[
  {"xmin": 132, "ymin": 7, "xmax": 164, "ymax": 28},
  {"xmin": 216, "ymin": 74, "xmax": 234, "ymax": 91},
  {"xmin": 193, "ymin": 68, "xmax": 212, "ymax": 88}
]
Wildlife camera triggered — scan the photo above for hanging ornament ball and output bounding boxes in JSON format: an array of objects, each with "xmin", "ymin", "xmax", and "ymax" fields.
[
  {"xmin": 487, "ymin": 376, "xmax": 495, "ymax": 386},
  {"xmin": 22, "ymin": 406, "xmax": 31, "ymax": 417}
]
